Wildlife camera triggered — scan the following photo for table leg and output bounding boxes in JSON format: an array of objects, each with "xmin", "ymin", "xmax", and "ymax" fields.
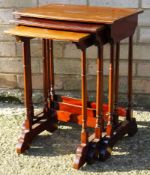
[
  {"xmin": 43, "ymin": 39, "xmax": 49, "ymax": 112},
  {"xmin": 106, "ymin": 41, "xmax": 115, "ymax": 137},
  {"xmin": 16, "ymin": 37, "xmax": 34, "ymax": 153},
  {"xmin": 127, "ymin": 36, "xmax": 133, "ymax": 121},
  {"xmin": 49, "ymin": 39, "xmax": 55, "ymax": 101},
  {"xmin": 126, "ymin": 36, "xmax": 138, "ymax": 136},
  {"xmin": 95, "ymin": 45, "xmax": 104, "ymax": 139},
  {"xmin": 73, "ymin": 49, "xmax": 89, "ymax": 169},
  {"xmin": 114, "ymin": 42, "xmax": 120, "ymax": 127},
  {"xmin": 81, "ymin": 49, "xmax": 88, "ymax": 144},
  {"xmin": 43, "ymin": 39, "xmax": 57, "ymax": 132},
  {"xmin": 16, "ymin": 38, "xmax": 57, "ymax": 154}
]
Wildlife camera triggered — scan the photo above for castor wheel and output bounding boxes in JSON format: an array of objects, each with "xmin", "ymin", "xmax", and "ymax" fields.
[{"xmin": 98, "ymin": 138, "xmax": 112, "ymax": 161}]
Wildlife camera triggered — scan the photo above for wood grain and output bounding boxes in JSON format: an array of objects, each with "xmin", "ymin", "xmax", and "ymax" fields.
[
  {"xmin": 11, "ymin": 17, "xmax": 104, "ymax": 33},
  {"xmin": 5, "ymin": 25, "xmax": 91, "ymax": 42},
  {"xmin": 14, "ymin": 4, "xmax": 143, "ymax": 24}
]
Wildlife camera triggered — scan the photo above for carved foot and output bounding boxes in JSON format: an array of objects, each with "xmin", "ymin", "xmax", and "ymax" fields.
[
  {"xmin": 16, "ymin": 118, "xmax": 58, "ymax": 154},
  {"xmin": 73, "ymin": 144, "xmax": 89, "ymax": 169},
  {"xmin": 16, "ymin": 125, "xmax": 32, "ymax": 154}
]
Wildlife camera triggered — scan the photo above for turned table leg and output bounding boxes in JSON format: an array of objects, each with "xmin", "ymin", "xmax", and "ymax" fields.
[
  {"xmin": 95, "ymin": 45, "xmax": 104, "ymax": 139},
  {"xmin": 73, "ymin": 49, "xmax": 89, "ymax": 169},
  {"xmin": 16, "ymin": 37, "xmax": 34, "ymax": 153},
  {"xmin": 106, "ymin": 41, "xmax": 115, "ymax": 137},
  {"xmin": 49, "ymin": 39, "xmax": 55, "ymax": 101},
  {"xmin": 43, "ymin": 39, "xmax": 49, "ymax": 111},
  {"xmin": 127, "ymin": 36, "xmax": 133, "ymax": 121},
  {"xmin": 114, "ymin": 42, "xmax": 120, "ymax": 127},
  {"xmin": 43, "ymin": 39, "xmax": 57, "ymax": 132},
  {"xmin": 81, "ymin": 49, "xmax": 88, "ymax": 144}
]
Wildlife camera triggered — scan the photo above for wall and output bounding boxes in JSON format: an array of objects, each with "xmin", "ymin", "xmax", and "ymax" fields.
[{"xmin": 0, "ymin": 0, "xmax": 149, "ymax": 108}]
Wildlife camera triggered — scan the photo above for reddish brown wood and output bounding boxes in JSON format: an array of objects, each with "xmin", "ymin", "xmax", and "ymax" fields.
[
  {"xmin": 89, "ymin": 102, "xmax": 126, "ymax": 117},
  {"xmin": 22, "ymin": 37, "xmax": 33, "ymax": 130},
  {"xmin": 106, "ymin": 42, "xmax": 115, "ymax": 137},
  {"xmin": 111, "ymin": 15, "xmax": 138, "ymax": 42},
  {"xmin": 126, "ymin": 36, "xmax": 133, "ymax": 121},
  {"xmin": 55, "ymin": 110, "xmax": 96, "ymax": 128},
  {"xmin": 95, "ymin": 46, "xmax": 104, "ymax": 139},
  {"xmin": 16, "ymin": 37, "xmax": 57, "ymax": 154},
  {"xmin": 12, "ymin": 17, "xmax": 104, "ymax": 33},
  {"xmin": 49, "ymin": 40, "xmax": 55, "ymax": 101},
  {"xmin": 73, "ymin": 144, "xmax": 89, "ymax": 169},
  {"xmin": 5, "ymin": 25, "xmax": 91, "ymax": 42},
  {"xmin": 6, "ymin": 3, "xmax": 142, "ymax": 169},
  {"xmin": 114, "ymin": 42, "xmax": 120, "ymax": 127},
  {"xmin": 14, "ymin": 4, "xmax": 142, "ymax": 24},
  {"xmin": 46, "ymin": 39, "xmax": 51, "ymax": 106},
  {"xmin": 73, "ymin": 49, "xmax": 89, "ymax": 170},
  {"xmin": 59, "ymin": 95, "xmax": 126, "ymax": 117},
  {"xmin": 16, "ymin": 37, "xmax": 34, "ymax": 153},
  {"xmin": 43, "ymin": 39, "xmax": 49, "ymax": 111},
  {"xmin": 52, "ymin": 101, "xmax": 96, "ymax": 118},
  {"xmin": 81, "ymin": 49, "xmax": 88, "ymax": 144},
  {"xmin": 16, "ymin": 115, "xmax": 57, "ymax": 153}
]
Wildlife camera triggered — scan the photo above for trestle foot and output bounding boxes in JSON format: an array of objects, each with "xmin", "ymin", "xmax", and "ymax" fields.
[
  {"xmin": 97, "ymin": 118, "xmax": 137, "ymax": 161},
  {"xmin": 73, "ymin": 144, "xmax": 89, "ymax": 169},
  {"xmin": 16, "ymin": 115, "xmax": 57, "ymax": 154},
  {"xmin": 16, "ymin": 128, "xmax": 31, "ymax": 154}
]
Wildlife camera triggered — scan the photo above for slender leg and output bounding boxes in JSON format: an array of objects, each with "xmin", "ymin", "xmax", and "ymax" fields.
[
  {"xmin": 16, "ymin": 37, "xmax": 34, "ymax": 153},
  {"xmin": 95, "ymin": 45, "xmax": 104, "ymax": 139},
  {"xmin": 126, "ymin": 36, "xmax": 133, "ymax": 121},
  {"xmin": 73, "ymin": 49, "xmax": 88, "ymax": 169},
  {"xmin": 81, "ymin": 49, "xmax": 88, "ymax": 144},
  {"xmin": 43, "ymin": 39, "xmax": 49, "ymax": 112},
  {"xmin": 114, "ymin": 42, "xmax": 120, "ymax": 127},
  {"xmin": 49, "ymin": 40, "xmax": 55, "ymax": 101},
  {"xmin": 106, "ymin": 42, "xmax": 115, "ymax": 137},
  {"xmin": 44, "ymin": 39, "xmax": 57, "ymax": 132},
  {"xmin": 22, "ymin": 37, "xmax": 33, "ymax": 130},
  {"xmin": 16, "ymin": 38, "xmax": 57, "ymax": 154}
]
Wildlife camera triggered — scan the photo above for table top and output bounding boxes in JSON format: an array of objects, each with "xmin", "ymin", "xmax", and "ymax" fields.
[
  {"xmin": 5, "ymin": 26, "xmax": 92, "ymax": 42},
  {"xmin": 14, "ymin": 4, "xmax": 143, "ymax": 24}
]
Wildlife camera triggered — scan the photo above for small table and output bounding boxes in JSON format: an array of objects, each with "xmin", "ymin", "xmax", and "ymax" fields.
[{"xmin": 6, "ymin": 4, "xmax": 143, "ymax": 169}]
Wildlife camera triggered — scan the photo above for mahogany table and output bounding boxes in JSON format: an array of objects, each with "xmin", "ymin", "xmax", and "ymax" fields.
[{"xmin": 6, "ymin": 4, "xmax": 143, "ymax": 169}]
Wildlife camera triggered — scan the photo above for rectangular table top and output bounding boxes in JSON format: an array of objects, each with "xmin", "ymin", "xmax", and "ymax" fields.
[
  {"xmin": 5, "ymin": 25, "xmax": 92, "ymax": 42},
  {"xmin": 14, "ymin": 4, "xmax": 143, "ymax": 24}
]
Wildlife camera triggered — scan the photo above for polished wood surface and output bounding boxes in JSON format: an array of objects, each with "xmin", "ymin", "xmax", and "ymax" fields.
[
  {"xmin": 22, "ymin": 38, "xmax": 33, "ymax": 131},
  {"xmin": 5, "ymin": 25, "xmax": 91, "ymax": 42},
  {"xmin": 114, "ymin": 42, "xmax": 120, "ymax": 127},
  {"xmin": 6, "ymin": 3, "xmax": 142, "ymax": 169},
  {"xmin": 106, "ymin": 42, "xmax": 115, "ymax": 137},
  {"xmin": 127, "ymin": 36, "xmax": 133, "ymax": 121},
  {"xmin": 14, "ymin": 4, "xmax": 143, "ymax": 24},
  {"xmin": 12, "ymin": 18, "xmax": 104, "ymax": 33},
  {"xmin": 95, "ymin": 46, "xmax": 103, "ymax": 139}
]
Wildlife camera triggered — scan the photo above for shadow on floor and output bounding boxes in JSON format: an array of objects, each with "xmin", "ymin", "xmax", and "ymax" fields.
[{"xmin": 23, "ymin": 120, "xmax": 150, "ymax": 172}]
